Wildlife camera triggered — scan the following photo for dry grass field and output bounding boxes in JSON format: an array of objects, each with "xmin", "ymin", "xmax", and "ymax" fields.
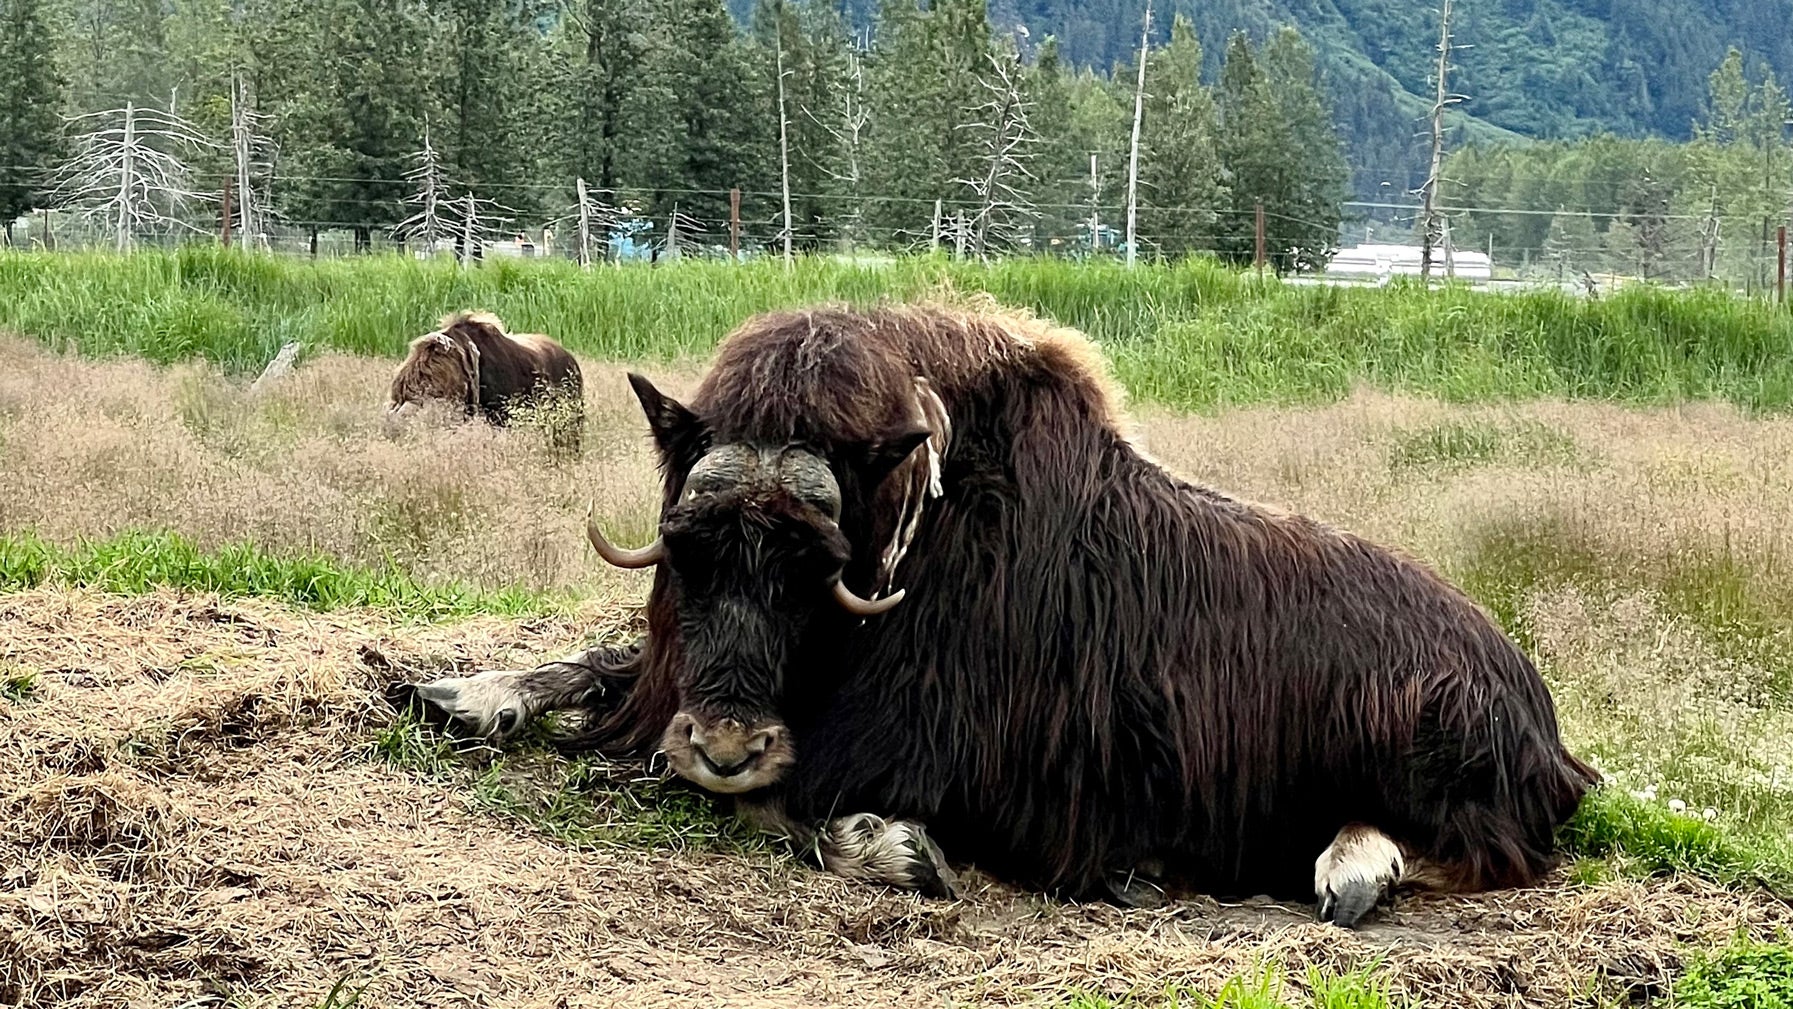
[{"xmin": 5, "ymin": 334, "xmax": 1793, "ymax": 1007}]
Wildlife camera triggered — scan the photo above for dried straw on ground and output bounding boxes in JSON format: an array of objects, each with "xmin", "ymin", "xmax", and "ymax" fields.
[{"xmin": 4, "ymin": 588, "xmax": 1789, "ymax": 1009}]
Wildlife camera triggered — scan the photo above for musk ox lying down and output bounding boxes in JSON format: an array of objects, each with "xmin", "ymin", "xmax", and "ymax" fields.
[
  {"xmin": 387, "ymin": 310, "xmax": 584, "ymax": 451},
  {"xmin": 417, "ymin": 304, "xmax": 1597, "ymax": 928}
]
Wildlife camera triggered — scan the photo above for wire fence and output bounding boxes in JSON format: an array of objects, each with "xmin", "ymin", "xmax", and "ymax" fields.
[{"xmin": 4, "ymin": 167, "xmax": 1789, "ymax": 297}]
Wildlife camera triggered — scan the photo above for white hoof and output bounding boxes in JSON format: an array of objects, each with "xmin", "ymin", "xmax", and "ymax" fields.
[
  {"xmin": 1315, "ymin": 824, "xmax": 1404, "ymax": 928},
  {"xmin": 822, "ymin": 814, "xmax": 960, "ymax": 898},
  {"xmin": 414, "ymin": 671, "xmax": 531, "ymax": 739}
]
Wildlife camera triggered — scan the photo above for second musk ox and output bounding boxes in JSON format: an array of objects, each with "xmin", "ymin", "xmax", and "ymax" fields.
[
  {"xmin": 387, "ymin": 310, "xmax": 585, "ymax": 451},
  {"xmin": 417, "ymin": 303, "xmax": 1598, "ymax": 927}
]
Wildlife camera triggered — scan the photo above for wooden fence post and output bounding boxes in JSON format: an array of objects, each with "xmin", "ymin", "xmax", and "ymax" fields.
[
  {"xmin": 1254, "ymin": 202, "xmax": 1266, "ymax": 273},
  {"xmin": 729, "ymin": 187, "xmax": 741, "ymax": 260},
  {"xmin": 1779, "ymin": 225, "xmax": 1787, "ymax": 305},
  {"xmin": 221, "ymin": 178, "xmax": 233, "ymax": 247}
]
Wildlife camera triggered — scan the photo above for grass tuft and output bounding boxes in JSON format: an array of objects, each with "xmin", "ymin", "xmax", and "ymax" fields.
[
  {"xmin": 1562, "ymin": 787, "xmax": 1793, "ymax": 893},
  {"xmin": 1387, "ymin": 418, "xmax": 1581, "ymax": 472},
  {"xmin": 1055, "ymin": 966, "xmax": 1403, "ymax": 1009},
  {"xmin": 368, "ymin": 710, "xmax": 462, "ymax": 777},
  {"xmin": 469, "ymin": 754, "xmax": 766, "ymax": 855},
  {"xmin": 1675, "ymin": 936, "xmax": 1793, "ymax": 1008},
  {"xmin": 0, "ymin": 665, "xmax": 37, "ymax": 703}
]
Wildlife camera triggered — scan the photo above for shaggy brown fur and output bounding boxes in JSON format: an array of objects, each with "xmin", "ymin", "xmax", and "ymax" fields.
[
  {"xmin": 498, "ymin": 304, "xmax": 1599, "ymax": 919},
  {"xmin": 388, "ymin": 310, "xmax": 585, "ymax": 451}
]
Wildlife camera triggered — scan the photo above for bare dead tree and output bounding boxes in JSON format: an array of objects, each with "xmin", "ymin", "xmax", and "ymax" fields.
[
  {"xmin": 52, "ymin": 101, "xmax": 217, "ymax": 251},
  {"xmin": 774, "ymin": 6, "xmax": 795, "ymax": 268},
  {"xmin": 229, "ymin": 74, "xmax": 278, "ymax": 248},
  {"xmin": 954, "ymin": 48, "xmax": 1040, "ymax": 259},
  {"xmin": 1124, "ymin": 0, "xmax": 1152, "ymax": 268},
  {"xmin": 571, "ymin": 177, "xmax": 623, "ymax": 268},
  {"xmin": 393, "ymin": 126, "xmax": 450, "ymax": 252},
  {"xmin": 1419, "ymin": 0, "xmax": 1466, "ymax": 282},
  {"xmin": 450, "ymin": 191, "xmax": 517, "ymax": 266},
  {"xmin": 664, "ymin": 206, "xmax": 707, "ymax": 260},
  {"xmin": 1088, "ymin": 153, "xmax": 1102, "ymax": 253},
  {"xmin": 803, "ymin": 31, "xmax": 873, "ymax": 250}
]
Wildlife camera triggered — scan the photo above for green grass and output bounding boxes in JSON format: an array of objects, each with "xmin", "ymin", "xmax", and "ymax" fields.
[
  {"xmin": 0, "ymin": 529, "xmax": 563, "ymax": 620},
  {"xmin": 1057, "ymin": 966, "xmax": 1403, "ymax": 1009},
  {"xmin": 1387, "ymin": 418, "xmax": 1582, "ymax": 472},
  {"xmin": 0, "ymin": 665, "xmax": 36, "ymax": 703},
  {"xmin": 1454, "ymin": 517, "xmax": 1793, "ymax": 894},
  {"xmin": 368, "ymin": 699, "xmax": 760, "ymax": 855},
  {"xmin": 314, "ymin": 976, "xmax": 370, "ymax": 1009},
  {"xmin": 1563, "ymin": 788, "xmax": 1793, "ymax": 893},
  {"xmin": 469, "ymin": 754, "xmax": 762, "ymax": 853},
  {"xmin": 5, "ymin": 247, "xmax": 1793, "ymax": 412},
  {"xmin": 1675, "ymin": 936, "xmax": 1793, "ymax": 1008}
]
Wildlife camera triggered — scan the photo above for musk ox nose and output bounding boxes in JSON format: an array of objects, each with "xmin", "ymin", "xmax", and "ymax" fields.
[{"xmin": 663, "ymin": 711, "xmax": 793, "ymax": 794}]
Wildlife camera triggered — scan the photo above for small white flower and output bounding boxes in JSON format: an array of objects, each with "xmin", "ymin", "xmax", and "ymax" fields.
[{"xmin": 1667, "ymin": 798, "xmax": 1687, "ymax": 814}]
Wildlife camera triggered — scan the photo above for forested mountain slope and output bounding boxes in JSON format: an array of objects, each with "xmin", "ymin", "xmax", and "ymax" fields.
[{"xmin": 777, "ymin": 0, "xmax": 1793, "ymax": 191}]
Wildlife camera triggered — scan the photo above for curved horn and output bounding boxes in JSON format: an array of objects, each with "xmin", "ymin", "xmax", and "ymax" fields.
[
  {"xmin": 832, "ymin": 579, "xmax": 904, "ymax": 617},
  {"xmin": 585, "ymin": 502, "xmax": 665, "ymax": 569}
]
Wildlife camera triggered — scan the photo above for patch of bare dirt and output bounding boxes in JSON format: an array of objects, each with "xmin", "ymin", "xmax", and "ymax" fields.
[{"xmin": 2, "ymin": 588, "xmax": 1788, "ymax": 1008}]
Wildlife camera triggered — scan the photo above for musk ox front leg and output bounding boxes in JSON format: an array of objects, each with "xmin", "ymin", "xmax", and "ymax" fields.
[
  {"xmin": 414, "ymin": 643, "xmax": 638, "ymax": 740},
  {"xmin": 1314, "ymin": 823, "xmax": 1407, "ymax": 928},
  {"xmin": 739, "ymin": 800, "xmax": 961, "ymax": 899}
]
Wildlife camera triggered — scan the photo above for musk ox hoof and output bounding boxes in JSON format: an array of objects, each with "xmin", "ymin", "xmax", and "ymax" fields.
[
  {"xmin": 413, "ymin": 671, "xmax": 531, "ymax": 740},
  {"xmin": 1314, "ymin": 824, "xmax": 1405, "ymax": 929},
  {"xmin": 1102, "ymin": 869, "xmax": 1168, "ymax": 909},
  {"xmin": 822, "ymin": 814, "xmax": 963, "ymax": 899}
]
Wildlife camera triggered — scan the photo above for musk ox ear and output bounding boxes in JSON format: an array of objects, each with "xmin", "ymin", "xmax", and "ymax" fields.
[
  {"xmin": 627, "ymin": 372, "xmax": 706, "ymax": 462},
  {"xmin": 849, "ymin": 426, "xmax": 934, "ymax": 492}
]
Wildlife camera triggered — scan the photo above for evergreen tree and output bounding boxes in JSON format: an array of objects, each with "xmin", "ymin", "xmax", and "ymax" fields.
[
  {"xmin": 546, "ymin": 0, "xmax": 649, "ymax": 201},
  {"xmin": 261, "ymin": 0, "xmax": 432, "ymax": 250},
  {"xmin": 1215, "ymin": 28, "xmax": 1345, "ymax": 272},
  {"xmin": 638, "ymin": 0, "xmax": 767, "ymax": 243},
  {"xmin": 863, "ymin": 0, "xmax": 991, "ymax": 244},
  {"xmin": 426, "ymin": 0, "xmax": 547, "ymax": 215},
  {"xmin": 1132, "ymin": 14, "xmax": 1227, "ymax": 259},
  {"xmin": 1698, "ymin": 48, "xmax": 1749, "ymax": 144},
  {"xmin": 1259, "ymin": 27, "xmax": 1345, "ymax": 271},
  {"xmin": 1538, "ymin": 207, "xmax": 1598, "ymax": 281},
  {"xmin": 753, "ymin": 0, "xmax": 853, "ymax": 251},
  {"xmin": 63, "ymin": 0, "xmax": 174, "ymax": 110},
  {"xmin": 0, "ymin": 0, "xmax": 67, "ymax": 242},
  {"xmin": 1064, "ymin": 71, "xmax": 1130, "ymax": 253},
  {"xmin": 1025, "ymin": 38, "xmax": 1085, "ymax": 252}
]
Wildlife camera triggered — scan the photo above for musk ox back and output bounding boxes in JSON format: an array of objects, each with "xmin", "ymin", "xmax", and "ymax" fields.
[
  {"xmin": 388, "ymin": 310, "xmax": 585, "ymax": 451},
  {"xmin": 418, "ymin": 302, "xmax": 1599, "ymax": 928}
]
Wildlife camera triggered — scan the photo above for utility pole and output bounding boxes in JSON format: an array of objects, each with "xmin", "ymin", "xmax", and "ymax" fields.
[
  {"xmin": 1124, "ymin": 0, "xmax": 1152, "ymax": 268},
  {"xmin": 1420, "ymin": 0, "xmax": 1457, "ymax": 283},
  {"xmin": 931, "ymin": 199, "xmax": 942, "ymax": 254}
]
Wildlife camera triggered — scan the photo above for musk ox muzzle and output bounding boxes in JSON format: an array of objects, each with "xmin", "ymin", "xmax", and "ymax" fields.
[{"xmin": 661, "ymin": 711, "xmax": 794, "ymax": 793}]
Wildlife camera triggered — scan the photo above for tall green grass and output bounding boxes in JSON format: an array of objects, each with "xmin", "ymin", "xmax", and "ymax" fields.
[
  {"xmin": 0, "ymin": 530, "xmax": 561, "ymax": 620},
  {"xmin": 3, "ymin": 247, "xmax": 1791, "ymax": 412}
]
